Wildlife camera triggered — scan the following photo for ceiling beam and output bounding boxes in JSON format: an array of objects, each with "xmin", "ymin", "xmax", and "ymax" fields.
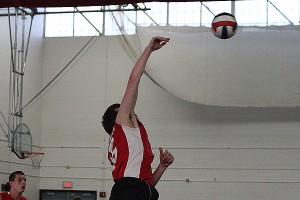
[{"xmin": 0, "ymin": 0, "xmax": 236, "ymax": 8}]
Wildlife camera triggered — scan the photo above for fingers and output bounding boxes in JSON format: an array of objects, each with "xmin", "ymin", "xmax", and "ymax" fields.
[
  {"xmin": 166, "ymin": 154, "xmax": 174, "ymax": 163},
  {"xmin": 159, "ymin": 147, "xmax": 163, "ymax": 155},
  {"xmin": 159, "ymin": 147, "xmax": 174, "ymax": 165},
  {"xmin": 159, "ymin": 147, "xmax": 170, "ymax": 158},
  {"xmin": 163, "ymin": 153, "xmax": 173, "ymax": 163},
  {"xmin": 149, "ymin": 36, "xmax": 170, "ymax": 51},
  {"xmin": 153, "ymin": 36, "xmax": 170, "ymax": 43}
]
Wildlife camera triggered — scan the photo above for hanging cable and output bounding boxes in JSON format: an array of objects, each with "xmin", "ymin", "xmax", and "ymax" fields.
[
  {"xmin": 268, "ymin": 0, "xmax": 294, "ymax": 25},
  {"xmin": 20, "ymin": 36, "xmax": 98, "ymax": 113},
  {"xmin": 7, "ymin": 7, "xmax": 14, "ymax": 140},
  {"xmin": 75, "ymin": 7, "xmax": 102, "ymax": 36},
  {"xmin": 8, "ymin": 7, "xmax": 15, "ymax": 72},
  {"xmin": 0, "ymin": 107, "xmax": 12, "ymax": 133},
  {"xmin": 109, "ymin": 5, "xmax": 138, "ymax": 60},
  {"xmin": 141, "ymin": 3, "xmax": 159, "ymax": 26},
  {"xmin": 23, "ymin": 13, "xmax": 34, "ymax": 73},
  {"xmin": 0, "ymin": 107, "xmax": 10, "ymax": 138},
  {"xmin": 109, "ymin": 5, "xmax": 170, "ymax": 95},
  {"xmin": 0, "ymin": 122, "xmax": 7, "ymax": 138},
  {"xmin": 201, "ymin": 2, "xmax": 215, "ymax": 17}
]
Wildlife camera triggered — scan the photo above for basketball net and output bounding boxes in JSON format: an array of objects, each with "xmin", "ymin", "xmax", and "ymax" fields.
[{"xmin": 24, "ymin": 152, "xmax": 44, "ymax": 169}]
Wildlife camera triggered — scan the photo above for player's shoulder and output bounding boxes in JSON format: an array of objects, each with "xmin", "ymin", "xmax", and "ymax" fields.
[{"xmin": 0, "ymin": 192, "xmax": 5, "ymax": 198}]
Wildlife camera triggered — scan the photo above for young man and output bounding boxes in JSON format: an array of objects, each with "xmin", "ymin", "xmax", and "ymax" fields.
[
  {"xmin": 102, "ymin": 36, "xmax": 174, "ymax": 200},
  {"xmin": 0, "ymin": 171, "xmax": 28, "ymax": 200}
]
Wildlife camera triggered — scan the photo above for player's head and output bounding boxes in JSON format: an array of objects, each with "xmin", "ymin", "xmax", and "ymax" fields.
[
  {"xmin": 9, "ymin": 171, "xmax": 26, "ymax": 193},
  {"xmin": 102, "ymin": 103, "xmax": 120, "ymax": 135},
  {"xmin": 9, "ymin": 171, "xmax": 25, "ymax": 182}
]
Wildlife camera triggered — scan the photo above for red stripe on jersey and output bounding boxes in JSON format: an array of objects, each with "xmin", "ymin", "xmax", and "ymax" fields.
[
  {"xmin": 108, "ymin": 123, "xmax": 129, "ymax": 180},
  {"xmin": 108, "ymin": 121, "xmax": 154, "ymax": 184},
  {"xmin": 138, "ymin": 122, "xmax": 154, "ymax": 182}
]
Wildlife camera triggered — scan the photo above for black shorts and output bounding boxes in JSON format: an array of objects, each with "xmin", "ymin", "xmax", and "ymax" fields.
[{"xmin": 109, "ymin": 177, "xmax": 159, "ymax": 200}]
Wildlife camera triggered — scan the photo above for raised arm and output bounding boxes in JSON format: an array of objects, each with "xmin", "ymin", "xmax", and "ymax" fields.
[{"xmin": 116, "ymin": 36, "xmax": 170, "ymax": 127}]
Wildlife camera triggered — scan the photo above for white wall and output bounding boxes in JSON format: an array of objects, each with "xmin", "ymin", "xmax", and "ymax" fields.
[
  {"xmin": 39, "ymin": 36, "xmax": 300, "ymax": 200},
  {"xmin": 0, "ymin": 10, "xmax": 44, "ymax": 200},
  {"xmin": 0, "ymin": 17, "xmax": 299, "ymax": 199}
]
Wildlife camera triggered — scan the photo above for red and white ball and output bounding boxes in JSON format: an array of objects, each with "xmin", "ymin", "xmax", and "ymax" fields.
[{"xmin": 211, "ymin": 12, "xmax": 238, "ymax": 39}]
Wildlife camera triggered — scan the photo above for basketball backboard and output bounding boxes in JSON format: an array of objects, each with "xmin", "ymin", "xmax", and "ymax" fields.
[{"xmin": 11, "ymin": 123, "xmax": 32, "ymax": 159}]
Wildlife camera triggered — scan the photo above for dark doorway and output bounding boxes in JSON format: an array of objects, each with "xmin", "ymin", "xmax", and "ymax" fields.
[{"xmin": 40, "ymin": 189, "xmax": 97, "ymax": 200}]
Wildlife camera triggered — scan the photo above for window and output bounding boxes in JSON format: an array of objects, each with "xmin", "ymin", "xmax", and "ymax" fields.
[{"xmin": 44, "ymin": 0, "xmax": 300, "ymax": 37}]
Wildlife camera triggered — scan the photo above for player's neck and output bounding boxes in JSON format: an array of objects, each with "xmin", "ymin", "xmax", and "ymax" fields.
[{"xmin": 9, "ymin": 191, "xmax": 23, "ymax": 200}]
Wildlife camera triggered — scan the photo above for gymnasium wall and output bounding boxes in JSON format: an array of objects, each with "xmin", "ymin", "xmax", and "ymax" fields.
[
  {"xmin": 39, "ymin": 36, "xmax": 300, "ymax": 200},
  {"xmin": 0, "ymin": 12, "xmax": 44, "ymax": 200},
  {"xmin": 0, "ymin": 15, "xmax": 299, "ymax": 199}
]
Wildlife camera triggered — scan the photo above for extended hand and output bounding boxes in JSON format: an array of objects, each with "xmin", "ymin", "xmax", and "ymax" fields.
[
  {"xmin": 159, "ymin": 147, "xmax": 174, "ymax": 168},
  {"xmin": 149, "ymin": 36, "xmax": 170, "ymax": 51}
]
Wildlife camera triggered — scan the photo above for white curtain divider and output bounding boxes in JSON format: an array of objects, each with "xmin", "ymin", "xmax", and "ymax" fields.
[{"xmin": 119, "ymin": 26, "xmax": 300, "ymax": 107}]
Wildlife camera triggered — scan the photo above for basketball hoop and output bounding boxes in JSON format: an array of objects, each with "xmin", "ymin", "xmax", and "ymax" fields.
[{"xmin": 23, "ymin": 152, "xmax": 44, "ymax": 169}]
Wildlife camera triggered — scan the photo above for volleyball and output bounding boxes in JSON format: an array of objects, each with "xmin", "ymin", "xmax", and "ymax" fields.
[{"xmin": 211, "ymin": 12, "xmax": 238, "ymax": 39}]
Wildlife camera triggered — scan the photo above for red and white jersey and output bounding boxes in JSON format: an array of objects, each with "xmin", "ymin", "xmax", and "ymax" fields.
[
  {"xmin": 0, "ymin": 193, "xmax": 28, "ymax": 200},
  {"xmin": 108, "ymin": 121, "xmax": 154, "ymax": 184}
]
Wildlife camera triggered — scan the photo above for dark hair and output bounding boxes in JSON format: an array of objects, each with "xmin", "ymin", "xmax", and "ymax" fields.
[
  {"xmin": 9, "ymin": 171, "xmax": 25, "ymax": 182},
  {"xmin": 102, "ymin": 103, "xmax": 120, "ymax": 135},
  {"xmin": 3, "ymin": 182, "xmax": 10, "ymax": 191},
  {"xmin": 74, "ymin": 196, "xmax": 81, "ymax": 200}
]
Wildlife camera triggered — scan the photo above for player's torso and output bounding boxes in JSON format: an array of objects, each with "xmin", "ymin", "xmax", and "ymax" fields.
[{"xmin": 108, "ymin": 122, "xmax": 154, "ymax": 182}]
